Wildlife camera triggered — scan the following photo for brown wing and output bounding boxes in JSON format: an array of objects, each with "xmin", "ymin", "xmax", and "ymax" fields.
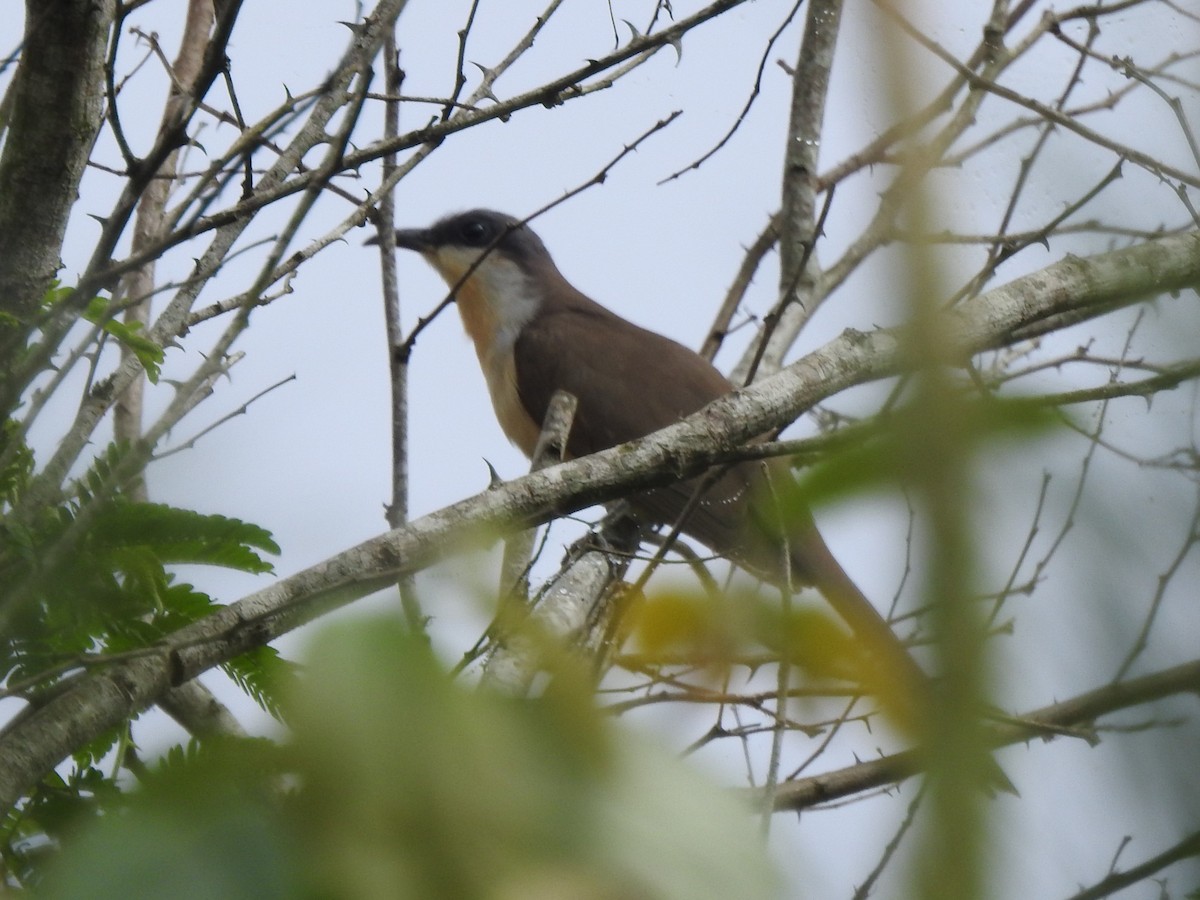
[
  {"xmin": 513, "ymin": 303, "xmax": 731, "ymax": 452},
  {"xmin": 512, "ymin": 300, "xmax": 788, "ymax": 577}
]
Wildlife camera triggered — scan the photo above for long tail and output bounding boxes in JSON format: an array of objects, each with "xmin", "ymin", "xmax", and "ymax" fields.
[
  {"xmin": 792, "ymin": 531, "xmax": 930, "ymax": 733},
  {"xmin": 795, "ymin": 530, "xmax": 1016, "ymax": 792}
]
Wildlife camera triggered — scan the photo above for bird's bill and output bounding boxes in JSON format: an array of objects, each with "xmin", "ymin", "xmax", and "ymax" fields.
[
  {"xmin": 363, "ymin": 227, "xmax": 433, "ymax": 251},
  {"xmin": 392, "ymin": 228, "xmax": 433, "ymax": 252}
]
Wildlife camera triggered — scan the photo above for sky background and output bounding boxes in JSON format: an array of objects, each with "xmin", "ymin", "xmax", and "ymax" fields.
[{"xmin": 5, "ymin": 1, "xmax": 1200, "ymax": 896}]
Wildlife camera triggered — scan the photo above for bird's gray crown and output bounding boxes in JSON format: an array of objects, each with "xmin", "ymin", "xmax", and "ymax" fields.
[{"xmin": 425, "ymin": 209, "xmax": 552, "ymax": 269}]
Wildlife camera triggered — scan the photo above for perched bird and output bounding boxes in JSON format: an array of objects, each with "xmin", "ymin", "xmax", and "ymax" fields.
[{"xmin": 380, "ymin": 209, "xmax": 926, "ymax": 702}]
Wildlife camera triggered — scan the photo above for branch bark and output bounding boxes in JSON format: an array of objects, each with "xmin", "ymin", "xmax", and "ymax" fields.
[
  {"xmin": 774, "ymin": 0, "xmax": 841, "ymax": 345},
  {"xmin": 0, "ymin": 0, "xmax": 114, "ymax": 337},
  {"xmin": 115, "ymin": 0, "xmax": 220, "ymax": 492}
]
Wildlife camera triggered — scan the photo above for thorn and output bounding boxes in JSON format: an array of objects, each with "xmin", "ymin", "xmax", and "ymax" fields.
[
  {"xmin": 668, "ymin": 35, "xmax": 683, "ymax": 66},
  {"xmin": 484, "ymin": 458, "xmax": 502, "ymax": 488},
  {"xmin": 470, "ymin": 61, "xmax": 497, "ymax": 82},
  {"xmin": 467, "ymin": 65, "xmax": 499, "ymax": 104}
]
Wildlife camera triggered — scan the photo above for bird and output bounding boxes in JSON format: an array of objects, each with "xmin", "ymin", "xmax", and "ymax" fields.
[{"xmin": 379, "ymin": 208, "xmax": 928, "ymax": 710}]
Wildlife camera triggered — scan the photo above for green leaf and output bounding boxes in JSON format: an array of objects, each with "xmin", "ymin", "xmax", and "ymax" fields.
[
  {"xmin": 109, "ymin": 546, "xmax": 170, "ymax": 611},
  {"xmin": 89, "ymin": 503, "xmax": 279, "ymax": 573},
  {"xmin": 81, "ymin": 294, "xmax": 164, "ymax": 383},
  {"xmin": 0, "ymin": 418, "xmax": 35, "ymax": 507},
  {"xmin": 71, "ymin": 726, "xmax": 128, "ymax": 773},
  {"xmin": 39, "ymin": 282, "xmax": 74, "ymax": 308},
  {"xmin": 223, "ymin": 645, "xmax": 293, "ymax": 722}
]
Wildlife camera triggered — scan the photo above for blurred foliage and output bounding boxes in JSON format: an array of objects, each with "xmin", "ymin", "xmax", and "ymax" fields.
[
  {"xmin": 34, "ymin": 738, "xmax": 298, "ymax": 900},
  {"xmin": 34, "ymin": 619, "xmax": 781, "ymax": 900},
  {"xmin": 785, "ymin": 395, "xmax": 1064, "ymax": 512},
  {"xmin": 629, "ymin": 587, "xmax": 856, "ymax": 684}
]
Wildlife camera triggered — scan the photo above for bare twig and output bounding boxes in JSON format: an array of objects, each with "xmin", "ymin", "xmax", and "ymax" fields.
[{"xmin": 1065, "ymin": 829, "xmax": 1200, "ymax": 900}]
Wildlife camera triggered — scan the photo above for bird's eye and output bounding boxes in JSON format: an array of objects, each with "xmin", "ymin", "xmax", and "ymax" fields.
[{"xmin": 459, "ymin": 220, "xmax": 491, "ymax": 245}]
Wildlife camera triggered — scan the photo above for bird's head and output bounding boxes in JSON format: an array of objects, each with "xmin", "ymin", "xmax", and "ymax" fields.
[
  {"xmin": 377, "ymin": 209, "xmax": 558, "ymax": 352},
  {"xmin": 387, "ymin": 209, "xmax": 553, "ymax": 289}
]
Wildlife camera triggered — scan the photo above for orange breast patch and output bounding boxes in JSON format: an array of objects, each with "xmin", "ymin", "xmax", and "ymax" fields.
[
  {"xmin": 454, "ymin": 276, "xmax": 540, "ymax": 458},
  {"xmin": 453, "ymin": 277, "xmax": 498, "ymax": 359}
]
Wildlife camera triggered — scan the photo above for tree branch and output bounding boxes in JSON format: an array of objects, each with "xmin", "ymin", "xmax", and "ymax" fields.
[
  {"xmin": 764, "ymin": 658, "xmax": 1200, "ymax": 812},
  {"xmin": 0, "ymin": 0, "xmax": 114, "ymax": 344}
]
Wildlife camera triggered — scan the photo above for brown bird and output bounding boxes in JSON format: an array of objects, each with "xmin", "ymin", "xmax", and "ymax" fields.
[{"xmin": 382, "ymin": 209, "xmax": 927, "ymax": 702}]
